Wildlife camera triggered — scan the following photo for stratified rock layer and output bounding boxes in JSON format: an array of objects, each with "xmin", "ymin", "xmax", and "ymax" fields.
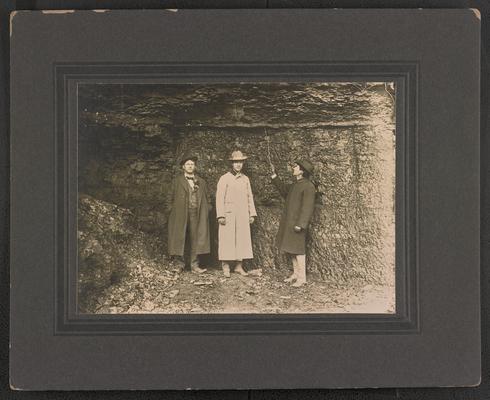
[{"xmin": 78, "ymin": 83, "xmax": 395, "ymax": 305}]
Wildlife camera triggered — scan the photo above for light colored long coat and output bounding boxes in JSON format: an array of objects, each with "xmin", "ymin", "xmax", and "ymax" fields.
[{"xmin": 216, "ymin": 172, "xmax": 257, "ymax": 260}]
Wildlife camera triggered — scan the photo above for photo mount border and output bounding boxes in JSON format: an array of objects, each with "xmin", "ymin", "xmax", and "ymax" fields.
[{"xmin": 54, "ymin": 62, "xmax": 418, "ymax": 336}]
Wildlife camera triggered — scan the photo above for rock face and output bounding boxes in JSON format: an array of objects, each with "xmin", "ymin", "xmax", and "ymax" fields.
[
  {"xmin": 78, "ymin": 195, "xmax": 171, "ymax": 312},
  {"xmin": 78, "ymin": 83, "xmax": 395, "ymax": 299}
]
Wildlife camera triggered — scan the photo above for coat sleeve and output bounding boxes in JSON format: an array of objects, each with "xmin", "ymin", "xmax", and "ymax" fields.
[
  {"xmin": 201, "ymin": 177, "xmax": 212, "ymax": 211},
  {"xmin": 296, "ymin": 182, "xmax": 316, "ymax": 229},
  {"xmin": 246, "ymin": 177, "xmax": 257, "ymax": 217},
  {"xmin": 165, "ymin": 177, "xmax": 176, "ymax": 214},
  {"xmin": 215, "ymin": 176, "xmax": 226, "ymax": 219},
  {"xmin": 271, "ymin": 175, "xmax": 290, "ymax": 199}
]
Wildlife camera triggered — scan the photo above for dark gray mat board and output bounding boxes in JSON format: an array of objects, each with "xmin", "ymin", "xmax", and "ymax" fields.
[{"xmin": 2, "ymin": 0, "xmax": 486, "ymax": 395}]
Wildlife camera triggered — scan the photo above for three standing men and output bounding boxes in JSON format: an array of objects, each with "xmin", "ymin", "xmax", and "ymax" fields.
[
  {"xmin": 216, "ymin": 151, "xmax": 257, "ymax": 278},
  {"xmin": 166, "ymin": 150, "xmax": 315, "ymax": 286},
  {"xmin": 167, "ymin": 155, "xmax": 211, "ymax": 274}
]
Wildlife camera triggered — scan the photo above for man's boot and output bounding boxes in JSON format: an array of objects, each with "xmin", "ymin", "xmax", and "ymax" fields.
[
  {"xmin": 222, "ymin": 262, "xmax": 231, "ymax": 278},
  {"xmin": 173, "ymin": 257, "xmax": 185, "ymax": 274},
  {"xmin": 292, "ymin": 255, "xmax": 306, "ymax": 287},
  {"xmin": 191, "ymin": 263, "xmax": 207, "ymax": 274},
  {"xmin": 234, "ymin": 261, "xmax": 248, "ymax": 276},
  {"xmin": 284, "ymin": 257, "xmax": 298, "ymax": 283}
]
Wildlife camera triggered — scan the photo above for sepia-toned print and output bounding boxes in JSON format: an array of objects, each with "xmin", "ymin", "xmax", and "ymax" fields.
[{"xmin": 77, "ymin": 82, "xmax": 396, "ymax": 314}]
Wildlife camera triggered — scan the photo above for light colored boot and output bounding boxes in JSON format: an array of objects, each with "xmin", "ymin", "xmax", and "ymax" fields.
[
  {"xmin": 191, "ymin": 264, "xmax": 207, "ymax": 274},
  {"xmin": 222, "ymin": 262, "xmax": 231, "ymax": 278},
  {"xmin": 292, "ymin": 255, "xmax": 306, "ymax": 287},
  {"xmin": 284, "ymin": 257, "xmax": 298, "ymax": 283},
  {"xmin": 234, "ymin": 261, "xmax": 249, "ymax": 276}
]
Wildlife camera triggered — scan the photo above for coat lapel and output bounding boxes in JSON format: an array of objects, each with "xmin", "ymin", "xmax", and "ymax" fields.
[
  {"xmin": 195, "ymin": 175, "xmax": 203, "ymax": 209},
  {"xmin": 178, "ymin": 174, "xmax": 190, "ymax": 193}
]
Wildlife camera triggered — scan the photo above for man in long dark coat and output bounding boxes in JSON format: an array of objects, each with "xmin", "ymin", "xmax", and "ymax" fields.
[
  {"xmin": 166, "ymin": 154, "xmax": 211, "ymax": 274},
  {"xmin": 271, "ymin": 159, "xmax": 316, "ymax": 286}
]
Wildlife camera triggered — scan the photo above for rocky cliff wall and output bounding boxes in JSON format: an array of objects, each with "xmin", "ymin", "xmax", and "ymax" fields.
[{"xmin": 78, "ymin": 83, "xmax": 395, "ymax": 297}]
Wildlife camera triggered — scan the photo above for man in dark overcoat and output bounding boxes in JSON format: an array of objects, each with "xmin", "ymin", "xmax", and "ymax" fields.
[
  {"xmin": 271, "ymin": 159, "xmax": 316, "ymax": 286},
  {"xmin": 166, "ymin": 154, "xmax": 211, "ymax": 274}
]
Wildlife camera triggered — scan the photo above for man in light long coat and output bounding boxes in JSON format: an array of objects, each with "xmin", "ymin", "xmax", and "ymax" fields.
[{"xmin": 216, "ymin": 150, "xmax": 257, "ymax": 277}]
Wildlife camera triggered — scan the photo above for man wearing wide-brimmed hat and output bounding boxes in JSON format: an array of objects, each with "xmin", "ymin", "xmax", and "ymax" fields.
[
  {"xmin": 216, "ymin": 150, "xmax": 257, "ymax": 277},
  {"xmin": 270, "ymin": 159, "xmax": 316, "ymax": 287},
  {"xmin": 166, "ymin": 154, "xmax": 211, "ymax": 274}
]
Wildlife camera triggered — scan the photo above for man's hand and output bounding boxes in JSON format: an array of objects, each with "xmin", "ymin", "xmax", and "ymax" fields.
[
  {"xmin": 293, "ymin": 226, "xmax": 302, "ymax": 233},
  {"xmin": 270, "ymin": 164, "xmax": 277, "ymax": 179},
  {"xmin": 249, "ymin": 216, "xmax": 255, "ymax": 224},
  {"xmin": 218, "ymin": 217, "xmax": 226, "ymax": 225}
]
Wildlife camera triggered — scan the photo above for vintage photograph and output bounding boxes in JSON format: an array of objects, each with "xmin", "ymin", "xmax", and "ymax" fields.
[{"xmin": 77, "ymin": 82, "xmax": 396, "ymax": 314}]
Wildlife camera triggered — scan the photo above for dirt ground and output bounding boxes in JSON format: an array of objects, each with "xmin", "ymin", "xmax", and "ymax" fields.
[{"xmin": 92, "ymin": 260, "xmax": 395, "ymax": 315}]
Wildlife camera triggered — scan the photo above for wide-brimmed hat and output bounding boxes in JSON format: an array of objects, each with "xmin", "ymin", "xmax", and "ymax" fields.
[
  {"xmin": 229, "ymin": 150, "xmax": 248, "ymax": 161},
  {"xmin": 296, "ymin": 159, "xmax": 314, "ymax": 175},
  {"xmin": 180, "ymin": 154, "xmax": 198, "ymax": 165}
]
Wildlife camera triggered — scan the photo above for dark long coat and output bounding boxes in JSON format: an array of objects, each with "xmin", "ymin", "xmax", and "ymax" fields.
[
  {"xmin": 272, "ymin": 176, "xmax": 316, "ymax": 255},
  {"xmin": 166, "ymin": 174, "xmax": 212, "ymax": 256}
]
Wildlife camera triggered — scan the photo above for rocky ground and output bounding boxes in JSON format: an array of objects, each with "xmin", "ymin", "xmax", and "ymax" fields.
[
  {"xmin": 91, "ymin": 261, "xmax": 395, "ymax": 315},
  {"xmin": 79, "ymin": 195, "xmax": 395, "ymax": 315}
]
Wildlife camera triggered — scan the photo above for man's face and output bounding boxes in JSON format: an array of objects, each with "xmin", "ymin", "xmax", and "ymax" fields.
[
  {"xmin": 291, "ymin": 162, "xmax": 302, "ymax": 177},
  {"xmin": 183, "ymin": 160, "xmax": 196, "ymax": 174},
  {"xmin": 232, "ymin": 161, "xmax": 243, "ymax": 172}
]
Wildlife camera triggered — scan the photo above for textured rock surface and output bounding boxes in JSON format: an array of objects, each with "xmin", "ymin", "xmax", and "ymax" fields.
[
  {"xmin": 78, "ymin": 195, "xmax": 168, "ymax": 312},
  {"xmin": 78, "ymin": 83, "xmax": 395, "ymax": 299}
]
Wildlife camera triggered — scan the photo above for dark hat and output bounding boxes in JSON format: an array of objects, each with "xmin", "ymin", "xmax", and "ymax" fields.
[
  {"xmin": 296, "ymin": 159, "xmax": 314, "ymax": 175},
  {"xmin": 180, "ymin": 154, "xmax": 198, "ymax": 166}
]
